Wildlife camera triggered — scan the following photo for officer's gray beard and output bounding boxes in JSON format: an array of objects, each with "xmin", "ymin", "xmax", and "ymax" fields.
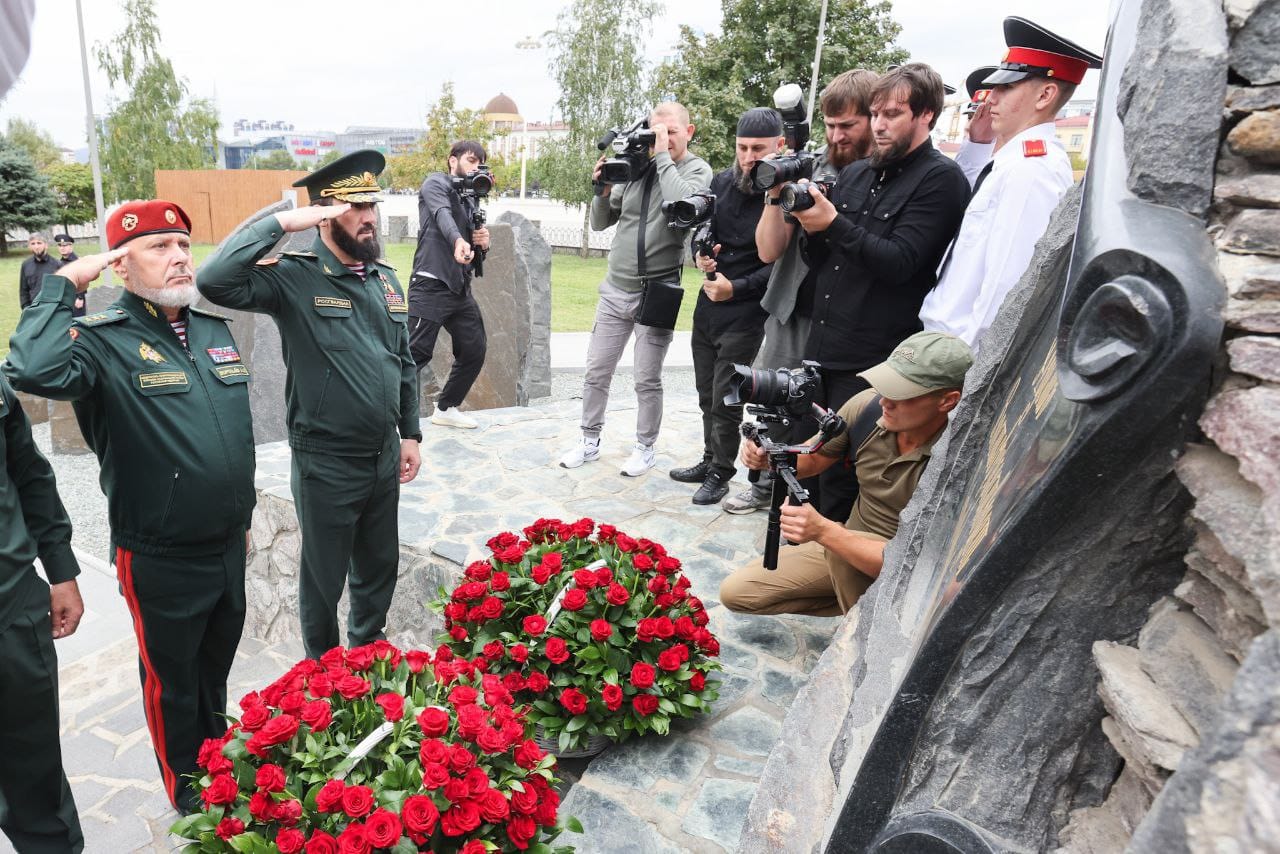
[
  {"xmin": 731, "ymin": 162, "xmax": 755, "ymax": 195},
  {"xmin": 130, "ymin": 281, "xmax": 200, "ymax": 307}
]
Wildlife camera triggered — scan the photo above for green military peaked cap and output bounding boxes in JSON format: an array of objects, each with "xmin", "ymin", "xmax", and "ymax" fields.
[{"xmin": 293, "ymin": 149, "xmax": 386, "ymax": 203}]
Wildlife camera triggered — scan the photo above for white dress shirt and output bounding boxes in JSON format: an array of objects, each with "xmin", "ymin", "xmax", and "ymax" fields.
[{"xmin": 920, "ymin": 122, "xmax": 1073, "ymax": 353}]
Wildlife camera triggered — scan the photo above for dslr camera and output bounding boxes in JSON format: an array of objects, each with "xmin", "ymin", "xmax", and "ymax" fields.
[
  {"xmin": 778, "ymin": 179, "xmax": 834, "ymax": 213},
  {"xmin": 450, "ymin": 164, "xmax": 494, "ymax": 198},
  {"xmin": 596, "ymin": 116, "xmax": 657, "ymax": 185},
  {"xmin": 663, "ymin": 191, "xmax": 717, "ymax": 281},
  {"xmin": 750, "ymin": 83, "xmax": 815, "ymax": 191},
  {"xmin": 726, "ymin": 360, "xmax": 825, "ymax": 418}
]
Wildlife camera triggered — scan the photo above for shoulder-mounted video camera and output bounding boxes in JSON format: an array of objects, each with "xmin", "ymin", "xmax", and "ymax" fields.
[{"xmin": 595, "ymin": 116, "xmax": 657, "ymax": 186}]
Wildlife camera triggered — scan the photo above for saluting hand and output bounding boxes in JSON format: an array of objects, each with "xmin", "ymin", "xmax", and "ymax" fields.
[
  {"xmin": 399, "ymin": 438, "xmax": 421, "ymax": 484},
  {"xmin": 968, "ymin": 102, "xmax": 994, "ymax": 145},
  {"xmin": 49, "ymin": 579, "xmax": 84, "ymax": 639},
  {"xmin": 274, "ymin": 203, "xmax": 351, "ymax": 233},
  {"xmin": 57, "ymin": 247, "xmax": 127, "ymax": 291}
]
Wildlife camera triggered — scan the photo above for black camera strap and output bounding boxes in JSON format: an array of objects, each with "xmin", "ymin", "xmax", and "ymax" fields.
[
  {"xmin": 846, "ymin": 394, "xmax": 883, "ymax": 467},
  {"xmin": 636, "ymin": 167, "xmax": 656, "ymax": 282}
]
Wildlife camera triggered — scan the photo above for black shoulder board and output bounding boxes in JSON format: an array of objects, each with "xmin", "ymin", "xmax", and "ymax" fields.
[
  {"xmin": 74, "ymin": 308, "xmax": 129, "ymax": 327},
  {"xmin": 190, "ymin": 306, "xmax": 232, "ymax": 322}
]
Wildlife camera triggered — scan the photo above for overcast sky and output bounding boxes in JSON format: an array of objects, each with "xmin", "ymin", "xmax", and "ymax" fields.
[{"xmin": 1, "ymin": 0, "xmax": 1112, "ymax": 150}]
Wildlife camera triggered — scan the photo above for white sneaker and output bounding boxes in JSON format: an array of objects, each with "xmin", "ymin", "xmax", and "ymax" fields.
[
  {"xmin": 431, "ymin": 406, "xmax": 478, "ymax": 429},
  {"xmin": 620, "ymin": 443, "xmax": 656, "ymax": 477},
  {"xmin": 559, "ymin": 437, "xmax": 601, "ymax": 469}
]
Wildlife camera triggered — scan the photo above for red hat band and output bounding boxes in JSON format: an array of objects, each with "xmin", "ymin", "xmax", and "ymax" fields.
[{"xmin": 1001, "ymin": 47, "xmax": 1089, "ymax": 85}]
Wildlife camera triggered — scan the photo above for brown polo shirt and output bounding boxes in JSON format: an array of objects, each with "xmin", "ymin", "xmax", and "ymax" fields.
[{"xmin": 815, "ymin": 388, "xmax": 944, "ymax": 539}]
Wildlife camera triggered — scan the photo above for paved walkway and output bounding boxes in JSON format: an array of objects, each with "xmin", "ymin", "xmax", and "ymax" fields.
[{"xmin": 7, "ymin": 374, "xmax": 838, "ymax": 854}]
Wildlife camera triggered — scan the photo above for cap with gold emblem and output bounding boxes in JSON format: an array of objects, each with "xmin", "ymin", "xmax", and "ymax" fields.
[
  {"xmin": 964, "ymin": 65, "xmax": 999, "ymax": 114},
  {"xmin": 107, "ymin": 200, "xmax": 192, "ymax": 250},
  {"xmin": 293, "ymin": 149, "xmax": 386, "ymax": 204},
  {"xmin": 984, "ymin": 17, "xmax": 1103, "ymax": 87}
]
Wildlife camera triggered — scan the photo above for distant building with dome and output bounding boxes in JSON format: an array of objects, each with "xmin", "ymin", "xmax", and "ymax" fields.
[{"xmin": 481, "ymin": 93, "xmax": 569, "ymax": 164}]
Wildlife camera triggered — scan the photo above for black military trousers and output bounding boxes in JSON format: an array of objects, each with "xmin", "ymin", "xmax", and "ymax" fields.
[
  {"xmin": 0, "ymin": 599, "xmax": 83, "ymax": 854},
  {"xmin": 407, "ymin": 279, "xmax": 487, "ymax": 411},
  {"xmin": 691, "ymin": 314, "xmax": 766, "ymax": 480},
  {"xmin": 114, "ymin": 533, "xmax": 246, "ymax": 813},
  {"xmin": 291, "ymin": 437, "xmax": 400, "ymax": 660}
]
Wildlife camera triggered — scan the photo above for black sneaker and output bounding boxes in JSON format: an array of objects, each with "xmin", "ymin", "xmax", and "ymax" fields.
[
  {"xmin": 670, "ymin": 458, "xmax": 711, "ymax": 483},
  {"xmin": 692, "ymin": 472, "xmax": 731, "ymax": 505}
]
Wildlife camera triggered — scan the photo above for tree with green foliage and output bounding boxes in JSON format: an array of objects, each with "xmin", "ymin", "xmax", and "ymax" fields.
[
  {"xmin": 0, "ymin": 137, "xmax": 57, "ymax": 255},
  {"xmin": 5, "ymin": 118, "xmax": 63, "ymax": 172},
  {"xmin": 545, "ymin": 0, "xmax": 658, "ymax": 255},
  {"xmin": 95, "ymin": 0, "xmax": 219, "ymax": 201},
  {"xmin": 44, "ymin": 162, "xmax": 96, "ymax": 232},
  {"xmin": 652, "ymin": 0, "xmax": 908, "ymax": 169},
  {"xmin": 251, "ymin": 149, "xmax": 298, "ymax": 170},
  {"xmin": 386, "ymin": 81, "xmax": 504, "ymax": 191}
]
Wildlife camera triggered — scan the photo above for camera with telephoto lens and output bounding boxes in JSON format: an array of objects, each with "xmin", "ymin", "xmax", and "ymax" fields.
[
  {"xmin": 596, "ymin": 116, "xmax": 657, "ymax": 185},
  {"xmin": 750, "ymin": 83, "xmax": 815, "ymax": 191},
  {"xmin": 662, "ymin": 191, "xmax": 715, "ymax": 230},
  {"xmin": 725, "ymin": 360, "xmax": 825, "ymax": 418},
  {"xmin": 450, "ymin": 164, "xmax": 494, "ymax": 198},
  {"xmin": 779, "ymin": 179, "xmax": 834, "ymax": 213}
]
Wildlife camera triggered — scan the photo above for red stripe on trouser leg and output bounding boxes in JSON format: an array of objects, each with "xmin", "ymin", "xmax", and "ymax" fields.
[{"xmin": 115, "ymin": 547, "xmax": 179, "ymax": 806}]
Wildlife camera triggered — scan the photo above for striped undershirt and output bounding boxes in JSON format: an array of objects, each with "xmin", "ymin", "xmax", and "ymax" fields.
[
  {"xmin": 169, "ymin": 318, "xmax": 188, "ymax": 348},
  {"xmin": 344, "ymin": 262, "xmax": 366, "ymax": 280}
]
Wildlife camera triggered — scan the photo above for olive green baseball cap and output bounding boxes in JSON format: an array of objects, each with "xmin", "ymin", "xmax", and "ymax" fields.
[{"xmin": 857, "ymin": 332, "xmax": 974, "ymax": 400}]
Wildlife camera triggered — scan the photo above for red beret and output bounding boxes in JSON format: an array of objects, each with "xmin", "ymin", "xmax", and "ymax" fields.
[{"xmin": 107, "ymin": 200, "xmax": 192, "ymax": 250}]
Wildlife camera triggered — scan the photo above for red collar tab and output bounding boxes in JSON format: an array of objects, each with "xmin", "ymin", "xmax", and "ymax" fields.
[
  {"xmin": 1001, "ymin": 47, "xmax": 1090, "ymax": 84},
  {"xmin": 1022, "ymin": 139, "xmax": 1048, "ymax": 157}
]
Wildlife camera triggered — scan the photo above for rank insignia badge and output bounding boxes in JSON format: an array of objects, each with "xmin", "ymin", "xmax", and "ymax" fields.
[
  {"xmin": 206, "ymin": 346, "xmax": 241, "ymax": 364},
  {"xmin": 143, "ymin": 301, "xmax": 159, "ymax": 318},
  {"xmin": 139, "ymin": 342, "xmax": 166, "ymax": 363}
]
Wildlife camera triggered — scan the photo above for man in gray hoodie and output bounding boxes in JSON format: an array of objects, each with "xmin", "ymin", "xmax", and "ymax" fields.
[{"xmin": 558, "ymin": 101, "xmax": 714, "ymax": 477}]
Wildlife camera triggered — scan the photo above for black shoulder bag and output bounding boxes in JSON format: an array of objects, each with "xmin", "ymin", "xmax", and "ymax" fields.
[{"xmin": 633, "ymin": 168, "xmax": 685, "ymax": 330}]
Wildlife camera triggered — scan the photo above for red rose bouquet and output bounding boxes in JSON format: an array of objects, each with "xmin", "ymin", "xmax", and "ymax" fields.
[
  {"xmin": 431, "ymin": 518, "xmax": 721, "ymax": 755},
  {"xmin": 169, "ymin": 640, "xmax": 581, "ymax": 853}
]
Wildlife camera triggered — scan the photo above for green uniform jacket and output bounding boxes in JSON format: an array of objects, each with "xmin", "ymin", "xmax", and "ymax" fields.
[
  {"xmin": 0, "ymin": 375, "xmax": 79, "ymax": 634},
  {"xmin": 196, "ymin": 218, "xmax": 420, "ymax": 455},
  {"xmin": 3, "ymin": 276, "xmax": 257, "ymax": 557}
]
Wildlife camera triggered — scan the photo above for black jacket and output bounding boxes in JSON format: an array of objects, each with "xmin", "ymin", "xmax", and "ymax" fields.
[
  {"xmin": 19, "ymin": 253, "xmax": 60, "ymax": 309},
  {"xmin": 802, "ymin": 139, "xmax": 970, "ymax": 372},
  {"xmin": 411, "ymin": 172, "xmax": 477, "ymax": 294},
  {"xmin": 691, "ymin": 168, "xmax": 773, "ymax": 335}
]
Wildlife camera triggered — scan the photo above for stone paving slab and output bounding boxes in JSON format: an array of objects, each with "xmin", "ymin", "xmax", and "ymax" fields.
[{"xmin": 9, "ymin": 387, "xmax": 840, "ymax": 853}]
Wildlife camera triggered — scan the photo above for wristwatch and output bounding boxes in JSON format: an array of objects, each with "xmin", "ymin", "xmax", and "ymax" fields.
[{"xmin": 407, "ymin": 433, "xmax": 423, "ymax": 443}]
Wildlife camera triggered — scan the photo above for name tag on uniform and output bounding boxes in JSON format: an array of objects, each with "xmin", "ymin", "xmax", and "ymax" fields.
[
  {"xmin": 315, "ymin": 296, "xmax": 352, "ymax": 309},
  {"xmin": 214, "ymin": 364, "xmax": 250, "ymax": 380},
  {"xmin": 138, "ymin": 371, "xmax": 190, "ymax": 390},
  {"xmin": 206, "ymin": 346, "xmax": 241, "ymax": 364}
]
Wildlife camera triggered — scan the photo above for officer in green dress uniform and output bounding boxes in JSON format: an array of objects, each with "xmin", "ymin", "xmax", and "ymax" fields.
[
  {"xmin": 198, "ymin": 150, "xmax": 422, "ymax": 660},
  {"xmin": 0, "ymin": 376, "xmax": 84, "ymax": 852},
  {"xmin": 4, "ymin": 200, "xmax": 257, "ymax": 815}
]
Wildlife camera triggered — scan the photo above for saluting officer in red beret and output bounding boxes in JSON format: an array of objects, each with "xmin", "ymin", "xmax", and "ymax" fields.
[
  {"xmin": 921, "ymin": 17, "xmax": 1103, "ymax": 353},
  {"xmin": 4, "ymin": 200, "xmax": 257, "ymax": 815}
]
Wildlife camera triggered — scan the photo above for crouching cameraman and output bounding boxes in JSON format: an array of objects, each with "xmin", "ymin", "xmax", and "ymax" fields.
[{"xmin": 719, "ymin": 332, "xmax": 971, "ymax": 617}]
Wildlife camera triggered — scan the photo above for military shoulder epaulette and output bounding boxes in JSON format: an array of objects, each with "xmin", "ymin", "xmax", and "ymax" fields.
[
  {"xmin": 374, "ymin": 258, "xmax": 398, "ymax": 271},
  {"xmin": 189, "ymin": 306, "xmax": 232, "ymax": 322},
  {"xmin": 74, "ymin": 309, "xmax": 129, "ymax": 327},
  {"xmin": 1022, "ymin": 139, "xmax": 1047, "ymax": 157},
  {"xmin": 282, "ymin": 250, "xmax": 317, "ymax": 258},
  {"xmin": 255, "ymin": 257, "xmax": 279, "ymax": 266}
]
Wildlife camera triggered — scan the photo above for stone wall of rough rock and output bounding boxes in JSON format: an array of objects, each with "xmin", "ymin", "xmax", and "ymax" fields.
[{"xmin": 1056, "ymin": 2, "xmax": 1280, "ymax": 850}]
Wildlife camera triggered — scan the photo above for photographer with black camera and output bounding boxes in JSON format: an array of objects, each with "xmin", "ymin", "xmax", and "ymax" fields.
[
  {"xmin": 719, "ymin": 332, "xmax": 972, "ymax": 617},
  {"xmin": 408, "ymin": 140, "xmax": 495, "ymax": 430},
  {"xmin": 666, "ymin": 107, "xmax": 784, "ymax": 505},
  {"xmin": 752, "ymin": 64, "xmax": 969, "ymax": 528},
  {"xmin": 559, "ymin": 102, "xmax": 713, "ymax": 477}
]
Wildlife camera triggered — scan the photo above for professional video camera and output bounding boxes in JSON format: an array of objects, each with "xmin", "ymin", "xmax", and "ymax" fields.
[
  {"xmin": 596, "ymin": 116, "xmax": 657, "ymax": 186},
  {"xmin": 750, "ymin": 83, "xmax": 816, "ymax": 191},
  {"xmin": 726, "ymin": 361, "xmax": 846, "ymax": 570},
  {"xmin": 450, "ymin": 164, "xmax": 494, "ymax": 198},
  {"xmin": 663, "ymin": 191, "xmax": 718, "ymax": 282},
  {"xmin": 778, "ymin": 179, "xmax": 835, "ymax": 213}
]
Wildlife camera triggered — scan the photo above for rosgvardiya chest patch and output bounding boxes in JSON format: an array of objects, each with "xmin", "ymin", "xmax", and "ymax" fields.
[
  {"xmin": 379, "ymin": 272, "xmax": 407, "ymax": 313},
  {"xmin": 207, "ymin": 345, "xmax": 241, "ymax": 364},
  {"xmin": 139, "ymin": 342, "xmax": 166, "ymax": 364}
]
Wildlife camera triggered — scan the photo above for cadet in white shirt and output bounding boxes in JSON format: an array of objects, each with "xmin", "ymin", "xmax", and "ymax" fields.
[{"xmin": 920, "ymin": 17, "xmax": 1102, "ymax": 352}]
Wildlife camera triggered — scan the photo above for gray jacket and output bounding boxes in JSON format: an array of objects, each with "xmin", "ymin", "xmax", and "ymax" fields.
[{"xmin": 591, "ymin": 149, "xmax": 713, "ymax": 292}]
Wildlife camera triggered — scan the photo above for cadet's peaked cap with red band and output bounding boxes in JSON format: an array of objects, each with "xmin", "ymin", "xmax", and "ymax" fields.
[
  {"xmin": 107, "ymin": 200, "xmax": 192, "ymax": 250},
  {"xmin": 964, "ymin": 65, "xmax": 999, "ymax": 113},
  {"xmin": 984, "ymin": 17, "xmax": 1103, "ymax": 87}
]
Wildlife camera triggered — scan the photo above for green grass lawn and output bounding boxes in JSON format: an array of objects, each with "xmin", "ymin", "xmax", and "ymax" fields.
[{"xmin": 0, "ymin": 242, "xmax": 696, "ymax": 359}]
